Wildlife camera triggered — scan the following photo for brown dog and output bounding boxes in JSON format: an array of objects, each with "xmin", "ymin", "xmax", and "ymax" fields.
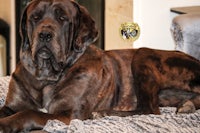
[{"xmin": 0, "ymin": 0, "xmax": 200, "ymax": 132}]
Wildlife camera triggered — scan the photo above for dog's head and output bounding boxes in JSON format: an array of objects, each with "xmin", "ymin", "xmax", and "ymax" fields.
[{"xmin": 20, "ymin": 0, "xmax": 98, "ymax": 81}]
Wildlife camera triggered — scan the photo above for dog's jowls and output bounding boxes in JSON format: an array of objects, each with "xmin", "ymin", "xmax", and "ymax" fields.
[{"xmin": 0, "ymin": 0, "xmax": 199, "ymax": 132}]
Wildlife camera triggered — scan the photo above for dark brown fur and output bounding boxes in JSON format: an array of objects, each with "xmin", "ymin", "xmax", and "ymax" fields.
[{"xmin": 0, "ymin": 0, "xmax": 199, "ymax": 132}]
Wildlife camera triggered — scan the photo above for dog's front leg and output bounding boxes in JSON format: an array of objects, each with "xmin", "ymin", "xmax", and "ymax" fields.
[
  {"xmin": 0, "ymin": 106, "xmax": 16, "ymax": 118},
  {"xmin": 0, "ymin": 110, "xmax": 71, "ymax": 133}
]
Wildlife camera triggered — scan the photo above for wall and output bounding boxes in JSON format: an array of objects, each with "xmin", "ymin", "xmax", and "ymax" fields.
[
  {"xmin": 134, "ymin": 0, "xmax": 200, "ymax": 50},
  {"xmin": 0, "ymin": 0, "xmax": 11, "ymax": 24},
  {"xmin": 0, "ymin": 0, "xmax": 11, "ymax": 76},
  {"xmin": 105, "ymin": 0, "xmax": 133, "ymax": 50},
  {"xmin": 0, "ymin": 0, "xmax": 15, "ymax": 75}
]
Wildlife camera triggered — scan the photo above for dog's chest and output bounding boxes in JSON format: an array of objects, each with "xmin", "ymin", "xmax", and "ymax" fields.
[{"xmin": 37, "ymin": 85, "xmax": 55, "ymax": 113}]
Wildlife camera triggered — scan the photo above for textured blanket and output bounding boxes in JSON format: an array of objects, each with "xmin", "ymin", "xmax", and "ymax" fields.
[{"xmin": 0, "ymin": 76, "xmax": 200, "ymax": 133}]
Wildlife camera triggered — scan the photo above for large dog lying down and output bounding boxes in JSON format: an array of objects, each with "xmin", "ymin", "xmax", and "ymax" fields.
[{"xmin": 0, "ymin": 0, "xmax": 200, "ymax": 132}]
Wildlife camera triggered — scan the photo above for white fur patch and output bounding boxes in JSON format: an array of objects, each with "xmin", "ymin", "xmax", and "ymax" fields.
[{"xmin": 38, "ymin": 108, "xmax": 48, "ymax": 113}]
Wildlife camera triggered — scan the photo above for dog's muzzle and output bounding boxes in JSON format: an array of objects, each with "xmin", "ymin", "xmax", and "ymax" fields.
[
  {"xmin": 36, "ymin": 30, "xmax": 54, "ymax": 59},
  {"xmin": 39, "ymin": 31, "xmax": 53, "ymax": 43}
]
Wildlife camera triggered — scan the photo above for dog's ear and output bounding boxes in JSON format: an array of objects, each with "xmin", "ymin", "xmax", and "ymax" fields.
[
  {"xmin": 72, "ymin": 2, "xmax": 99, "ymax": 53},
  {"xmin": 20, "ymin": 3, "xmax": 31, "ymax": 52}
]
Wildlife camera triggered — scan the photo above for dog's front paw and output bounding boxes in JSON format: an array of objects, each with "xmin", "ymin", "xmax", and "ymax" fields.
[{"xmin": 177, "ymin": 100, "xmax": 196, "ymax": 114}]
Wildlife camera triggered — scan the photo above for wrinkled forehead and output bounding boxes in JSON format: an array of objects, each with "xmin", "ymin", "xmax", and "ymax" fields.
[{"xmin": 26, "ymin": 0, "xmax": 78, "ymax": 17}]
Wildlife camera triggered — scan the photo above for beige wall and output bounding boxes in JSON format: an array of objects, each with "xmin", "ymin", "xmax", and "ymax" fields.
[
  {"xmin": 0, "ymin": 0, "xmax": 15, "ymax": 75},
  {"xmin": 0, "ymin": 0, "xmax": 12, "ymax": 76},
  {"xmin": 0, "ymin": 0, "xmax": 11, "ymax": 24},
  {"xmin": 105, "ymin": 0, "xmax": 133, "ymax": 50}
]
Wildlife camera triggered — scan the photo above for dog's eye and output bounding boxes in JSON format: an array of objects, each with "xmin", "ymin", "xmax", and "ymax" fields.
[
  {"xmin": 32, "ymin": 14, "xmax": 41, "ymax": 22},
  {"xmin": 59, "ymin": 15, "xmax": 67, "ymax": 21},
  {"xmin": 55, "ymin": 8, "xmax": 67, "ymax": 22}
]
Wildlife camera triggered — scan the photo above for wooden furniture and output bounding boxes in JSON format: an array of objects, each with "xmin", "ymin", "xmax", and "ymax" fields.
[{"xmin": 171, "ymin": 6, "xmax": 200, "ymax": 14}]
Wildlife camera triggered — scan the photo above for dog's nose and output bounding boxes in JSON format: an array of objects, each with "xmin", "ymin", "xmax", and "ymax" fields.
[{"xmin": 39, "ymin": 31, "xmax": 53, "ymax": 42}]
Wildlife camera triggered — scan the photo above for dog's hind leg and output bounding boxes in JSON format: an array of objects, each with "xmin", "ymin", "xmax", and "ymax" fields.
[
  {"xmin": 131, "ymin": 48, "xmax": 164, "ymax": 115},
  {"xmin": 132, "ymin": 65, "xmax": 161, "ymax": 115},
  {"xmin": 159, "ymin": 87, "xmax": 200, "ymax": 113},
  {"xmin": 177, "ymin": 100, "xmax": 196, "ymax": 113},
  {"xmin": 177, "ymin": 95, "xmax": 200, "ymax": 113}
]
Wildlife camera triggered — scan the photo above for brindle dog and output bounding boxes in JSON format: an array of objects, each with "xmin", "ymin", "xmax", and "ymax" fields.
[{"xmin": 0, "ymin": 0, "xmax": 199, "ymax": 132}]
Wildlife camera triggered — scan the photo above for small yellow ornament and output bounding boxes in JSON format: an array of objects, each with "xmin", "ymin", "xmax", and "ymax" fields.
[{"xmin": 120, "ymin": 22, "xmax": 140, "ymax": 42}]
